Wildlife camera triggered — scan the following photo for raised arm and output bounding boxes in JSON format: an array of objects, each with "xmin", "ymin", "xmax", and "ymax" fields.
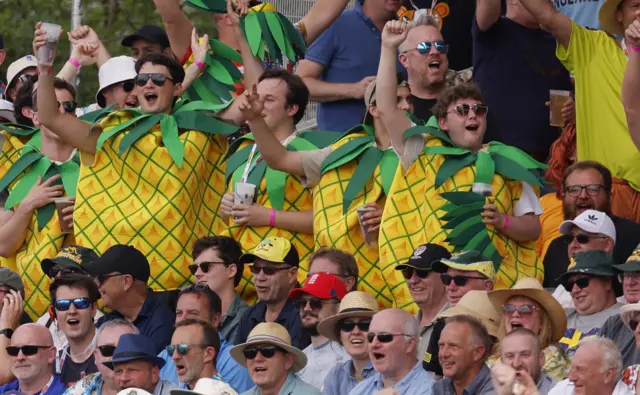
[
  {"xmin": 518, "ymin": 0, "xmax": 572, "ymax": 48},
  {"xmin": 475, "ymin": 0, "xmax": 502, "ymax": 31},
  {"xmin": 0, "ymin": 290, "xmax": 24, "ymax": 385},
  {"xmin": 153, "ymin": 0, "xmax": 194, "ymax": 60},
  {"xmin": 295, "ymin": 0, "xmax": 350, "ymax": 45},
  {"xmin": 296, "ymin": 60, "xmax": 375, "ymax": 103},
  {"xmin": 623, "ymin": 18, "xmax": 640, "ymax": 150}
]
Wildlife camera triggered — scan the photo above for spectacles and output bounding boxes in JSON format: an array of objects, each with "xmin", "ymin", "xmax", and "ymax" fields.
[
  {"xmin": 188, "ymin": 261, "xmax": 226, "ymax": 275},
  {"xmin": 448, "ymin": 103, "xmax": 489, "ymax": 117},
  {"xmin": 630, "ymin": 320, "xmax": 639, "ymax": 331},
  {"xmin": 562, "ymin": 276, "xmax": 592, "ymax": 292},
  {"xmin": 249, "ymin": 265, "xmax": 291, "ymax": 275},
  {"xmin": 49, "ymin": 266, "xmax": 83, "ymax": 278},
  {"xmin": 339, "ymin": 320, "xmax": 371, "ymax": 332},
  {"xmin": 570, "ymin": 234, "xmax": 609, "ymax": 245},
  {"xmin": 6, "ymin": 345, "xmax": 51, "ymax": 357},
  {"xmin": 367, "ymin": 332, "xmax": 411, "ymax": 343},
  {"xmin": 54, "ymin": 297, "xmax": 91, "ymax": 311},
  {"xmin": 564, "ymin": 184, "xmax": 604, "ymax": 197},
  {"xmin": 98, "ymin": 345, "xmax": 116, "ymax": 357},
  {"xmin": 121, "ymin": 80, "xmax": 135, "ymax": 93},
  {"xmin": 618, "ymin": 273, "xmax": 640, "ymax": 283},
  {"xmin": 401, "ymin": 267, "xmax": 430, "ymax": 280},
  {"xmin": 440, "ymin": 274, "xmax": 487, "ymax": 286},
  {"xmin": 243, "ymin": 345, "xmax": 283, "ymax": 360},
  {"xmin": 166, "ymin": 343, "xmax": 209, "ymax": 356},
  {"xmin": 403, "ymin": 40, "xmax": 449, "ymax": 55},
  {"xmin": 298, "ymin": 297, "xmax": 340, "ymax": 312},
  {"xmin": 502, "ymin": 304, "xmax": 538, "ymax": 315},
  {"xmin": 96, "ymin": 273, "xmax": 124, "ymax": 285},
  {"xmin": 58, "ymin": 101, "xmax": 78, "ymax": 114},
  {"xmin": 134, "ymin": 73, "xmax": 174, "ymax": 87}
]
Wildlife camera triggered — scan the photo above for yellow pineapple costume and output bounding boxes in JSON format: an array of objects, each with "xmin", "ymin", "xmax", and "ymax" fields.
[
  {"xmin": 0, "ymin": 145, "xmax": 79, "ymax": 318},
  {"xmin": 314, "ymin": 125, "xmax": 399, "ymax": 307},
  {"xmin": 379, "ymin": 121, "xmax": 545, "ymax": 311},
  {"xmin": 74, "ymin": 101, "xmax": 239, "ymax": 292}
]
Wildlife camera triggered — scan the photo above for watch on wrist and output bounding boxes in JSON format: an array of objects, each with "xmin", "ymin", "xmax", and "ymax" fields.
[{"xmin": 0, "ymin": 328, "xmax": 13, "ymax": 339}]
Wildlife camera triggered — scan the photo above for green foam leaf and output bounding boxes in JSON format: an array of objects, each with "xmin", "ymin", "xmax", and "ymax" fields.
[
  {"xmin": 5, "ymin": 156, "xmax": 51, "ymax": 209},
  {"xmin": 118, "ymin": 114, "xmax": 164, "ymax": 155},
  {"xmin": 160, "ymin": 115, "xmax": 184, "ymax": 168},
  {"xmin": 265, "ymin": 168, "xmax": 287, "ymax": 211},
  {"xmin": 475, "ymin": 151, "xmax": 495, "ymax": 185},
  {"xmin": 435, "ymin": 153, "xmax": 476, "ymax": 189},
  {"xmin": 342, "ymin": 146, "xmax": 382, "ymax": 214},
  {"xmin": 0, "ymin": 151, "xmax": 44, "ymax": 193}
]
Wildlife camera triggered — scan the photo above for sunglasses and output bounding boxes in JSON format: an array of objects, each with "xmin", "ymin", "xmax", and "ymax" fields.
[
  {"xmin": 449, "ymin": 103, "xmax": 489, "ymax": 117},
  {"xmin": 166, "ymin": 343, "xmax": 209, "ymax": 356},
  {"xmin": 188, "ymin": 261, "xmax": 226, "ymax": 275},
  {"xmin": 249, "ymin": 265, "xmax": 291, "ymax": 276},
  {"xmin": 405, "ymin": 40, "xmax": 449, "ymax": 55},
  {"xmin": 401, "ymin": 267, "xmax": 430, "ymax": 280},
  {"xmin": 58, "ymin": 101, "xmax": 78, "ymax": 114},
  {"xmin": 54, "ymin": 297, "xmax": 91, "ymax": 311},
  {"xmin": 339, "ymin": 320, "xmax": 371, "ymax": 333},
  {"xmin": 134, "ymin": 73, "xmax": 173, "ymax": 87},
  {"xmin": 440, "ymin": 274, "xmax": 487, "ymax": 287},
  {"xmin": 562, "ymin": 276, "xmax": 592, "ymax": 292},
  {"xmin": 570, "ymin": 234, "xmax": 608, "ymax": 245},
  {"xmin": 6, "ymin": 345, "xmax": 50, "ymax": 357},
  {"xmin": 298, "ymin": 298, "xmax": 339, "ymax": 312},
  {"xmin": 96, "ymin": 273, "xmax": 124, "ymax": 285},
  {"xmin": 243, "ymin": 345, "xmax": 283, "ymax": 360},
  {"xmin": 19, "ymin": 73, "xmax": 36, "ymax": 86},
  {"xmin": 564, "ymin": 184, "xmax": 604, "ymax": 197},
  {"xmin": 630, "ymin": 320, "xmax": 639, "ymax": 332},
  {"xmin": 502, "ymin": 304, "xmax": 537, "ymax": 315},
  {"xmin": 98, "ymin": 345, "xmax": 116, "ymax": 357},
  {"xmin": 121, "ymin": 80, "xmax": 135, "ymax": 93},
  {"xmin": 367, "ymin": 332, "xmax": 409, "ymax": 343},
  {"xmin": 49, "ymin": 267, "xmax": 83, "ymax": 278}
]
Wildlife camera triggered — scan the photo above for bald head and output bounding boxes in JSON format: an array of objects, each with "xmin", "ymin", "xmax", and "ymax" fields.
[
  {"xmin": 12, "ymin": 323, "xmax": 53, "ymax": 346},
  {"xmin": 371, "ymin": 308, "xmax": 419, "ymax": 339}
]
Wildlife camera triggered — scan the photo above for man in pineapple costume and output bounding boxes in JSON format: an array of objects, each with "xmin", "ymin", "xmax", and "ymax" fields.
[
  {"xmin": 0, "ymin": 76, "xmax": 79, "ymax": 319},
  {"xmin": 231, "ymin": 74, "xmax": 411, "ymax": 307},
  {"xmin": 375, "ymin": 20, "xmax": 544, "ymax": 311}
]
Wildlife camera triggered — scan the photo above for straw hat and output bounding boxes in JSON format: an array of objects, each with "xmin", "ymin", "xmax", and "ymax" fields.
[
  {"xmin": 317, "ymin": 291, "xmax": 380, "ymax": 342},
  {"xmin": 488, "ymin": 278, "xmax": 567, "ymax": 343},
  {"xmin": 598, "ymin": 0, "xmax": 625, "ymax": 36},
  {"xmin": 170, "ymin": 378, "xmax": 238, "ymax": 395},
  {"xmin": 230, "ymin": 323, "xmax": 307, "ymax": 373},
  {"xmin": 620, "ymin": 301, "xmax": 640, "ymax": 330},
  {"xmin": 437, "ymin": 290, "xmax": 502, "ymax": 337}
]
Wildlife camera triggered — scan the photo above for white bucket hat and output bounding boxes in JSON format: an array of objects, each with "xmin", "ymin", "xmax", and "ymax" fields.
[
  {"xmin": 6, "ymin": 55, "xmax": 37, "ymax": 91},
  {"xmin": 96, "ymin": 56, "xmax": 137, "ymax": 108}
]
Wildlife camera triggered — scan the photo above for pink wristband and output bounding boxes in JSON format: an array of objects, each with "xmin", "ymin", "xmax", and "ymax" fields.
[
  {"xmin": 503, "ymin": 214, "xmax": 510, "ymax": 229},
  {"xmin": 631, "ymin": 45, "xmax": 640, "ymax": 53},
  {"xmin": 269, "ymin": 209, "xmax": 276, "ymax": 227},
  {"xmin": 68, "ymin": 58, "xmax": 81, "ymax": 69},
  {"xmin": 194, "ymin": 59, "xmax": 206, "ymax": 72}
]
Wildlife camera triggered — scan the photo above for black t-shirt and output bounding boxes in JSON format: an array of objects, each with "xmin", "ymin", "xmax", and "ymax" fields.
[
  {"xmin": 542, "ymin": 215, "xmax": 640, "ymax": 287},
  {"xmin": 399, "ymin": 0, "xmax": 476, "ymax": 71},
  {"xmin": 422, "ymin": 318, "xmax": 445, "ymax": 376},
  {"xmin": 59, "ymin": 349, "xmax": 98, "ymax": 387},
  {"xmin": 412, "ymin": 96, "xmax": 438, "ymax": 123}
]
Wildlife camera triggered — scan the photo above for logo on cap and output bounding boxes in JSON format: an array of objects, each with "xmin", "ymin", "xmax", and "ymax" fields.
[
  {"xmin": 586, "ymin": 214, "xmax": 598, "ymax": 225},
  {"xmin": 411, "ymin": 245, "xmax": 427, "ymax": 259},
  {"xmin": 256, "ymin": 239, "xmax": 274, "ymax": 253},
  {"xmin": 308, "ymin": 274, "xmax": 320, "ymax": 284},
  {"xmin": 25, "ymin": 55, "xmax": 35, "ymax": 61},
  {"xmin": 568, "ymin": 257, "xmax": 577, "ymax": 269}
]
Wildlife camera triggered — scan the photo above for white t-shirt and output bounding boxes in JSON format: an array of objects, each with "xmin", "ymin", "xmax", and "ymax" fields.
[
  {"xmin": 297, "ymin": 340, "xmax": 349, "ymax": 390},
  {"xmin": 549, "ymin": 379, "xmax": 632, "ymax": 395}
]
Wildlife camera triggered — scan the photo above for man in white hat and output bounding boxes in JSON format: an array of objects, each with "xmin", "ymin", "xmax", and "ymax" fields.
[
  {"xmin": 94, "ymin": 56, "xmax": 138, "ymax": 110},
  {"xmin": 4, "ymin": 55, "xmax": 37, "ymax": 102},
  {"xmin": 230, "ymin": 322, "xmax": 321, "ymax": 395}
]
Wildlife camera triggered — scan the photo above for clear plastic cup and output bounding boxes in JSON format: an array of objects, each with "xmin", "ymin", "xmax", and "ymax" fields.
[
  {"xmin": 55, "ymin": 197, "xmax": 74, "ymax": 234},
  {"xmin": 234, "ymin": 182, "xmax": 256, "ymax": 221},
  {"xmin": 549, "ymin": 90, "xmax": 571, "ymax": 127},
  {"xmin": 37, "ymin": 23, "xmax": 62, "ymax": 67},
  {"xmin": 357, "ymin": 206, "xmax": 378, "ymax": 246},
  {"xmin": 472, "ymin": 183, "xmax": 493, "ymax": 197}
]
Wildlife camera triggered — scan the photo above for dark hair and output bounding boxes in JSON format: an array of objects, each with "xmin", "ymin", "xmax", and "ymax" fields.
[
  {"xmin": 434, "ymin": 82, "xmax": 484, "ymax": 120},
  {"xmin": 177, "ymin": 284, "xmax": 222, "ymax": 320},
  {"xmin": 561, "ymin": 160, "xmax": 613, "ymax": 195},
  {"xmin": 175, "ymin": 318, "xmax": 221, "ymax": 365},
  {"xmin": 309, "ymin": 248, "xmax": 359, "ymax": 285},
  {"xmin": 135, "ymin": 53, "xmax": 185, "ymax": 84},
  {"xmin": 445, "ymin": 315, "xmax": 493, "ymax": 361},
  {"xmin": 49, "ymin": 273, "xmax": 101, "ymax": 306},
  {"xmin": 503, "ymin": 327, "xmax": 541, "ymax": 354},
  {"xmin": 258, "ymin": 69, "xmax": 309, "ymax": 124},
  {"xmin": 14, "ymin": 76, "xmax": 77, "ymax": 126},
  {"xmin": 192, "ymin": 236, "xmax": 244, "ymax": 287}
]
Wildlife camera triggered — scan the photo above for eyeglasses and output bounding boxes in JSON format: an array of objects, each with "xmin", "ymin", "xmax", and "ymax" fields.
[
  {"xmin": 339, "ymin": 320, "xmax": 371, "ymax": 333},
  {"xmin": 502, "ymin": 304, "xmax": 538, "ymax": 315},
  {"xmin": 98, "ymin": 345, "xmax": 116, "ymax": 357},
  {"xmin": 134, "ymin": 73, "xmax": 174, "ymax": 87},
  {"xmin": 367, "ymin": 332, "xmax": 411, "ymax": 343},
  {"xmin": 54, "ymin": 297, "xmax": 91, "ymax": 311},
  {"xmin": 243, "ymin": 345, "xmax": 283, "ymax": 360},
  {"xmin": 401, "ymin": 267, "xmax": 430, "ymax": 280},
  {"xmin": 58, "ymin": 101, "xmax": 78, "ymax": 114},
  {"xmin": 618, "ymin": 272, "xmax": 640, "ymax": 283},
  {"xmin": 448, "ymin": 103, "xmax": 489, "ymax": 117},
  {"xmin": 166, "ymin": 343, "xmax": 209, "ymax": 356},
  {"xmin": 6, "ymin": 345, "xmax": 51, "ymax": 357},
  {"xmin": 564, "ymin": 184, "xmax": 604, "ymax": 197},
  {"xmin": 96, "ymin": 273, "xmax": 124, "ymax": 285},
  {"xmin": 121, "ymin": 80, "xmax": 135, "ymax": 93},
  {"xmin": 440, "ymin": 274, "xmax": 487, "ymax": 286},
  {"xmin": 49, "ymin": 266, "xmax": 83, "ymax": 278},
  {"xmin": 562, "ymin": 276, "xmax": 592, "ymax": 292},
  {"xmin": 403, "ymin": 40, "xmax": 449, "ymax": 55},
  {"xmin": 249, "ymin": 265, "xmax": 291, "ymax": 275},
  {"xmin": 188, "ymin": 261, "xmax": 226, "ymax": 275},
  {"xmin": 298, "ymin": 297, "xmax": 340, "ymax": 312},
  {"xmin": 630, "ymin": 320, "xmax": 639, "ymax": 331},
  {"xmin": 570, "ymin": 234, "xmax": 609, "ymax": 245}
]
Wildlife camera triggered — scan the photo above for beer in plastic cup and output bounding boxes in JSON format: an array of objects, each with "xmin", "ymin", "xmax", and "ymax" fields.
[
  {"xmin": 37, "ymin": 23, "xmax": 62, "ymax": 67},
  {"xmin": 472, "ymin": 183, "xmax": 493, "ymax": 197},
  {"xmin": 549, "ymin": 90, "xmax": 571, "ymax": 127},
  {"xmin": 234, "ymin": 182, "xmax": 256, "ymax": 221},
  {"xmin": 55, "ymin": 197, "xmax": 74, "ymax": 234},
  {"xmin": 357, "ymin": 206, "xmax": 378, "ymax": 246}
]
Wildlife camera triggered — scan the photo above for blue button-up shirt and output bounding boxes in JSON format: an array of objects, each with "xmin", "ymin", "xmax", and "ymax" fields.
[
  {"xmin": 432, "ymin": 364, "xmax": 496, "ymax": 395},
  {"xmin": 348, "ymin": 362, "xmax": 434, "ymax": 395},
  {"xmin": 241, "ymin": 372, "xmax": 321, "ymax": 395},
  {"xmin": 0, "ymin": 375, "xmax": 66, "ymax": 395},
  {"xmin": 322, "ymin": 359, "xmax": 375, "ymax": 395},
  {"xmin": 159, "ymin": 335, "xmax": 253, "ymax": 393}
]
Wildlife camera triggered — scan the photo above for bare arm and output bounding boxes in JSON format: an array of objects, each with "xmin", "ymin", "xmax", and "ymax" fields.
[
  {"xmin": 482, "ymin": 206, "xmax": 542, "ymax": 242},
  {"xmin": 296, "ymin": 0, "xmax": 350, "ymax": 45},
  {"xmin": 518, "ymin": 0, "xmax": 572, "ymax": 48},
  {"xmin": 232, "ymin": 203, "xmax": 314, "ymax": 233},
  {"xmin": 296, "ymin": 59, "xmax": 374, "ymax": 102},
  {"xmin": 623, "ymin": 19, "xmax": 640, "ymax": 150},
  {"xmin": 153, "ymin": 0, "xmax": 194, "ymax": 60},
  {"xmin": 182, "ymin": 30, "xmax": 209, "ymax": 92},
  {"xmin": 475, "ymin": 0, "xmax": 502, "ymax": 31},
  {"xmin": 272, "ymin": 209, "xmax": 313, "ymax": 233}
]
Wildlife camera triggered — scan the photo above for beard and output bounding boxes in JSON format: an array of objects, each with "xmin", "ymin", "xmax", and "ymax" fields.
[
  {"xmin": 562, "ymin": 198, "xmax": 611, "ymax": 220},
  {"xmin": 301, "ymin": 311, "xmax": 320, "ymax": 336}
]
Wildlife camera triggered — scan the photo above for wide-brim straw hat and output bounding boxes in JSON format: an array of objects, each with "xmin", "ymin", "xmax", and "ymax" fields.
[
  {"xmin": 317, "ymin": 291, "xmax": 380, "ymax": 342},
  {"xmin": 598, "ymin": 0, "xmax": 624, "ymax": 36},
  {"xmin": 437, "ymin": 290, "xmax": 502, "ymax": 337},
  {"xmin": 488, "ymin": 278, "xmax": 567, "ymax": 343},
  {"xmin": 230, "ymin": 322, "xmax": 307, "ymax": 373},
  {"xmin": 621, "ymin": 301, "xmax": 640, "ymax": 330}
]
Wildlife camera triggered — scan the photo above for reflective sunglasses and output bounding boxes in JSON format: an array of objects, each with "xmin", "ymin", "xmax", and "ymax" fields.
[
  {"xmin": 440, "ymin": 274, "xmax": 487, "ymax": 287},
  {"xmin": 406, "ymin": 40, "xmax": 449, "ymax": 55},
  {"xmin": 367, "ymin": 332, "xmax": 409, "ymax": 343},
  {"xmin": 299, "ymin": 297, "xmax": 339, "ymax": 312},
  {"xmin": 58, "ymin": 101, "xmax": 78, "ymax": 114},
  {"xmin": 249, "ymin": 265, "xmax": 290, "ymax": 276},
  {"xmin": 98, "ymin": 345, "xmax": 116, "ymax": 357},
  {"xmin": 502, "ymin": 304, "xmax": 537, "ymax": 315},
  {"xmin": 449, "ymin": 103, "xmax": 489, "ymax": 117},
  {"xmin": 562, "ymin": 276, "xmax": 592, "ymax": 292},
  {"xmin": 339, "ymin": 320, "xmax": 371, "ymax": 333},
  {"xmin": 630, "ymin": 320, "xmax": 639, "ymax": 332},
  {"xmin": 401, "ymin": 267, "xmax": 430, "ymax": 280},
  {"xmin": 49, "ymin": 266, "xmax": 83, "ymax": 278},
  {"xmin": 121, "ymin": 80, "xmax": 135, "ymax": 93},
  {"xmin": 564, "ymin": 184, "xmax": 604, "ymax": 197},
  {"xmin": 243, "ymin": 345, "xmax": 283, "ymax": 360},
  {"xmin": 134, "ymin": 73, "xmax": 173, "ymax": 87},
  {"xmin": 54, "ymin": 297, "xmax": 91, "ymax": 311},
  {"xmin": 166, "ymin": 343, "xmax": 209, "ymax": 356},
  {"xmin": 571, "ymin": 234, "xmax": 608, "ymax": 245},
  {"xmin": 6, "ymin": 345, "xmax": 50, "ymax": 357},
  {"xmin": 188, "ymin": 261, "xmax": 226, "ymax": 275}
]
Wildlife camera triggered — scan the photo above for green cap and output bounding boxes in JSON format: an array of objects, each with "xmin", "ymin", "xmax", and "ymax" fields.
[
  {"xmin": 40, "ymin": 245, "xmax": 98, "ymax": 278},
  {"xmin": 431, "ymin": 250, "xmax": 496, "ymax": 282},
  {"xmin": 614, "ymin": 247, "xmax": 640, "ymax": 272}
]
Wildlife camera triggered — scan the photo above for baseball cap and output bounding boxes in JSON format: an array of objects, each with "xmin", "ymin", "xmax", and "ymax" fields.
[
  {"xmin": 96, "ymin": 56, "xmax": 137, "ymax": 108},
  {"xmin": 559, "ymin": 209, "xmax": 616, "ymax": 243},
  {"xmin": 0, "ymin": 100, "xmax": 16, "ymax": 123},
  {"xmin": 363, "ymin": 73, "xmax": 409, "ymax": 125},
  {"xmin": 396, "ymin": 243, "xmax": 452, "ymax": 271},
  {"xmin": 0, "ymin": 267, "xmax": 23, "ymax": 293},
  {"xmin": 6, "ymin": 55, "xmax": 37, "ymax": 91},
  {"xmin": 40, "ymin": 245, "xmax": 98, "ymax": 278},
  {"xmin": 431, "ymin": 250, "xmax": 497, "ymax": 282},
  {"xmin": 239, "ymin": 237, "xmax": 300, "ymax": 267},
  {"xmin": 84, "ymin": 244, "xmax": 150, "ymax": 282},
  {"xmin": 288, "ymin": 272, "xmax": 348, "ymax": 300},
  {"xmin": 121, "ymin": 25, "xmax": 170, "ymax": 49}
]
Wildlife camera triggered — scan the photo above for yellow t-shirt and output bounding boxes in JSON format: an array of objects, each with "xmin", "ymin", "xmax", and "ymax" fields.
[
  {"xmin": 536, "ymin": 193, "xmax": 563, "ymax": 259},
  {"xmin": 556, "ymin": 22, "xmax": 640, "ymax": 189}
]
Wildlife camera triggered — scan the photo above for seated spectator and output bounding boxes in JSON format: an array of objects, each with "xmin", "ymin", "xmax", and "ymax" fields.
[
  {"xmin": 489, "ymin": 278, "xmax": 569, "ymax": 380},
  {"xmin": 0, "ymin": 323, "xmax": 65, "ymax": 395},
  {"xmin": 549, "ymin": 338, "xmax": 626, "ymax": 395},
  {"xmin": 556, "ymin": 250, "xmax": 623, "ymax": 356},
  {"xmin": 432, "ymin": 250, "xmax": 495, "ymax": 307},
  {"xmin": 189, "ymin": 236, "xmax": 248, "ymax": 343},
  {"xmin": 288, "ymin": 273, "xmax": 349, "ymax": 389},
  {"xmin": 307, "ymin": 249, "xmax": 359, "ymax": 293},
  {"xmin": 0, "ymin": 267, "xmax": 32, "ymax": 326},
  {"xmin": 317, "ymin": 291, "xmax": 378, "ymax": 395},
  {"xmin": 229, "ymin": 322, "xmax": 321, "ymax": 395},
  {"xmin": 0, "ymin": 275, "xmax": 30, "ymax": 384},
  {"xmin": 104, "ymin": 334, "xmax": 177, "ymax": 395},
  {"xmin": 168, "ymin": 378, "xmax": 238, "ymax": 395},
  {"xmin": 349, "ymin": 309, "xmax": 435, "ymax": 395},
  {"xmin": 121, "ymin": 25, "xmax": 173, "ymax": 60},
  {"xmin": 87, "ymin": 245, "xmax": 175, "ymax": 354},
  {"xmin": 64, "ymin": 319, "xmax": 139, "ymax": 395},
  {"xmin": 234, "ymin": 237, "xmax": 309, "ymax": 349},
  {"xmin": 4, "ymin": 55, "xmax": 36, "ymax": 102}
]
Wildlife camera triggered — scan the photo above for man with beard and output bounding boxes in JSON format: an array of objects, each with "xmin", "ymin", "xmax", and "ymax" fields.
[
  {"xmin": 542, "ymin": 161, "xmax": 640, "ymax": 287},
  {"xmin": 499, "ymin": 328, "xmax": 556, "ymax": 394},
  {"xmin": 287, "ymin": 273, "xmax": 348, "ymax": 389}
]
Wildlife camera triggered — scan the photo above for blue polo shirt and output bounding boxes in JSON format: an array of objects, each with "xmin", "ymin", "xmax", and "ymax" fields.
[
  {"xmin": 0, "ymin": 375, "xmax": 66, "ymax": 395},
  {"xmin": 305, "ymin": 0, "xmax": 405, "ymax": 132},
  {"xmin": 95, "ymin": 290, "xmax": 175, "ymax": 355},
  {"xmin": 349, "ymin": 362, "xmax": 435, "ymax": 395}
]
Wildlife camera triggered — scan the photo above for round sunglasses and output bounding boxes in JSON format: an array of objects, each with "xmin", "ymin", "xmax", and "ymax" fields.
[
  {"xmin": 243, "ymin": 345, "xmax": 284, "ymax": 360},
  {"xmin": 54, "ymin": 297, "xmax": 91, "ymax": 311}
]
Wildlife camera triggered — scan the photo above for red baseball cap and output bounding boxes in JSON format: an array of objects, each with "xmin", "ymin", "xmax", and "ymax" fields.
[{"xmin": 288, "ymin": 272, "xmax": 347, "ymax": 301}]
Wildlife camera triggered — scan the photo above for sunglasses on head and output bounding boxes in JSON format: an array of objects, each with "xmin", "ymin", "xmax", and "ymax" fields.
[
  {"xmin": 249, "ymin": 265, "xmax": 290, "ymax": 276},
  {"xmin": 630, "ymin": 320, "xmax": 639, "ymax": 332},
  {"xmin": 562, "ymin": 276, "xmax": 592, "ymax": 292},
  {"xmin": 339, "ymin": 320, "xmax": 371, "ymax": 333},
  {"xmin": 243, "ymin": 345, "xmax": 283, "ymax": 360},
  {"xmin": 166, "ymin": 343, "xmax": 209, "ymax": 356},
  {"xmin": 449, "ymin": 103, "xmax": 489, "ymax": 117},
  {"xmin": 98, "ymin": 345, "xmax": 116, "ymax": 357},
  {"xmin": 134, "ymin": 73, "xmax": 173, "ymax": 87},
  {"xmin": 564, "ymin": 184, "xmax": 604, "ymax": 197},
  {"xmin": 58, "ymin": 101, "xmax": 78, "ymax": 114},
  {"xmin": 298, "ymin": 297, "xmax": 339, "ymax": 312},
  {"xmin": 367, "ymin": 332, "xmax": 409, "ymax": 343},
  {"xmin": 6, "ymin": 345, "xmax": 50, "ymax": 357},
  {"xmin": 440, "ymin": 274, "xmax": 487, "ymax": 287},
  {"xmin": 407, "ymin": 41, "xmax": 449, "ymax": 55},
  {"xmin": 570, "ymin": 234, "xmax": 608, "ymax": 245},
  {"xmin": 502, "ymin": 304, "xmax": 537, "ymax": 315},
  {"xmin": 54, "ymin": 297, "xmax": 91, "ymax": 311},
  {"xmin": 49, "ymin": 266, "xmax": 83, "ymax": 278},
  {"xmin": 188, "ymin": 261, "xmax": 226, "ymax": 275},
  {"xmin": 401, "ymin": 267, "xmax": 430, "ymax": 280}
]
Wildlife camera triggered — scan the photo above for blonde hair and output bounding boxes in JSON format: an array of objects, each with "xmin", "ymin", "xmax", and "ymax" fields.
[
  {"xmin": 497, "ymin": 296, "xmax": 554, "ymax": 349},
  {"xmin": 411, "ymin": 14, "xmax": 440, "ymax": 29}
]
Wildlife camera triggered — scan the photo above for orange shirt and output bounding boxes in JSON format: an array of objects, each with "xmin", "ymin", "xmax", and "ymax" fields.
[{"xmin": 537, "ymin": 193, "xmax": 563, "ymax": 259}]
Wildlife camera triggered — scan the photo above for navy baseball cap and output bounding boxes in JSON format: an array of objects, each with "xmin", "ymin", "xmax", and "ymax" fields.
[{"xmin": 121, "ymin": 25, "xmax": 170, "ymax": 49}]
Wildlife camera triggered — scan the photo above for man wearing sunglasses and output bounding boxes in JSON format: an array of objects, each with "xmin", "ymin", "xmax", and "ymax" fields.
[
  {"xmin": 287, "ymin": 272, "xmax": 348, "ymax": 389},
  {"xmin": 94, "ymin": 56, "xmax": 138, "ymax": 110},
  {"xmin": 4, "ymin": 55, "xmax": 37, "ymax": 103},
  {"xmin": 431, "ymin": 250, "xmax": 495, "ymax": 307}
]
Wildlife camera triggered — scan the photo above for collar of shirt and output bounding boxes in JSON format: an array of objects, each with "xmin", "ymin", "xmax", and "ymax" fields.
[
  {"xmin": 179, "ymin": 373, "xmax": 224, "ymax": 389},
  {"xmin": 339, "ymin": 358, "xmax": 375, "ymax": 379},
  {"xmin": 442, "ymin": 364, "xmax": 492, "ymax": 394},
  {"xmin": 136, "ymin": 290, "xmax": 162, "ymax": 321},
  {"xmin": 248, "ymin": 299, "xmax": 299, "ymax": 327},
  {"xmin": 416, "ymin": 304, "xmax": 449, "ymax": 331},
  {"xmin": 537, "ymin": 374, "xmax": 556, "ymax": 393},
  {"xmin": 221, "ymin": 293, "xmax": 245, "ymax": 326}
]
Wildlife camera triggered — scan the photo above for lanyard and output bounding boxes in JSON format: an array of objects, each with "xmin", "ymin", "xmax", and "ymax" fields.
[
  {"xmin": 622, "ymin": 39, "xmax": 630, "ymax": 60},
  {"xmin": 39, "ymin": 375, "xmax": 56, "ymax": 395},
  {"xmin": 240, "ymin": 132, "xmax": 298, "ymax": 183}
]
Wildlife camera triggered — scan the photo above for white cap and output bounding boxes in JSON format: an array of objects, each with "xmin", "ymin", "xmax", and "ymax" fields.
[
  {"xmin": 0, "ymin": 100, "xmax": 16, "ymax": 123},
  {"xmin": 6, "ymin": 55, "xmax": 37, "ymax": 91},
  {"xmin": 559, "ymin": 209, "xmax": 616, "ymax": 243},
  {"xmin": 170, "ymin": 378, "xmax": 238, "ymax": 395},
  {"xmin": 96, "ymin": 56, "xmax": 137, "ymax": 108},
  {"xmin": 116, "ymin": 389, "xmax": 153, "ymax": 395}
]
